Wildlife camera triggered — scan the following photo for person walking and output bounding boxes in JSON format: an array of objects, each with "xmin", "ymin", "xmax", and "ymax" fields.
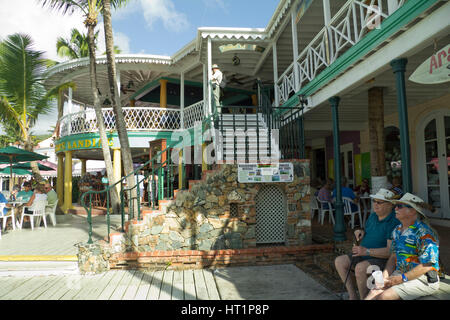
[
  {"xmin": 334, "ymin": 188, "xmax": 400, "ymax": 300},
  {"xmin": 365, "ymin": 193, "xmax": 440, "ymax": 300}
]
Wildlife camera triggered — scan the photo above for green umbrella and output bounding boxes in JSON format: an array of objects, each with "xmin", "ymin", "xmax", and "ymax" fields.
[
  {"xmin": 0, "ymin": 146, "xmax": 48, "ymax": 164},
  {"xmin": 0, "ymin": 167, "xmax": 31, "ymax": 176},
  {"xmin": 0, "ymin": 146, "xmax": 49, "ymax": 190},
  {"xmin": 12, "ymin": 162, "xmax": 54, "ymax": 171}
]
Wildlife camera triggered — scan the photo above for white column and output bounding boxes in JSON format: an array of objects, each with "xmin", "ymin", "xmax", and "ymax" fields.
[
  {"xmin": 290, "ymin": 10, "xmax": 300, "ymax": 92},
  {"xmin": 68, "ymin": 87, "xmax": 73, "ymax": 114},
  {"xmin": 203, "ymin": 64, "xmax": 208, "ymax": 117},
  {"xmin": 207, "ymin": 37, "xmax": 213, "ymax": 115},
  {"xmin": 180, "ymin": 72, "xmax": 185, "ymax": 129},
  {"xmin": 68, "ymin": 87, "xmax": 73, "ymax": 134},
  {"xmin": 322, "ymin": 0, "xmax": 331, "ymax": 24},
  {"xmin": 388, "ymin": 0, "xmax": 399, "ymax": 15},
  {"xmin": 116, "ymin": 69, "xmax": 121, "ymax": 98},
  {"xmin": 323, "ymin": 0, "xmax": 332, "ymax": 64},
  {"xmin": 272, "ymin": 42, "xmax": 279, "ymax": 107}
]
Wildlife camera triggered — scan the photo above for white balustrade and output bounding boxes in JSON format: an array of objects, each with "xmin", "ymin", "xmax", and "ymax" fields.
[
  {"xmin": 183, "ymin": 101, "xmax": 206, "ymax": 129},
  {"xmin": 276, "ymin": 0, "xmax": 402, "ymax": 105},
  {"xmin": 58, "ymin": 101, "xmax": 207, "ymax": 138}
]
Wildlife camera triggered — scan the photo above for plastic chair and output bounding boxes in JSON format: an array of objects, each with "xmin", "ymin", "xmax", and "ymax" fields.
[
  {"xmin": 19, "ymin": 200, "xmax": 47, "ymax": 230},
  {"xmin": 310, "ymin": 196, "xmax": 320, "ymax": 222},
  {"xmin": 317, "ymin": 198, "xmax": 335, "ymax": 225},
  {"xmin": 0, "ymin": 203, "xmax": 15, "ymax": 238},
  {"xmin": 45, "ymin": 199, "xmax": 59, "ymax": 227},
  {"xmin": 342, "ymin": 197, "xmax": 363, "ymax": 229}
]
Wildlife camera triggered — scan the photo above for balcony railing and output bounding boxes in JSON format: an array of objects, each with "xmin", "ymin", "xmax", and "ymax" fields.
[
  {"xmin": 59, "ymin": 102, "xmax": 206, "ymax": 138},
  {"xmin": 276, "ymin": 0, "xmax": 406, "ymax": 105}
]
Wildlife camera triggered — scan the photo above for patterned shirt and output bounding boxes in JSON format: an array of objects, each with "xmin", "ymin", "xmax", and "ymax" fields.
[{"xmin": 391, "ymin": 220, "xmax": 440, "ymax": 273}]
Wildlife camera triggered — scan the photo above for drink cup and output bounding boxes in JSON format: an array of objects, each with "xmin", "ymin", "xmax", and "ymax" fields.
[{"xmin": 372, "ymin": 270, "xmax": 384, "ymax": 289}]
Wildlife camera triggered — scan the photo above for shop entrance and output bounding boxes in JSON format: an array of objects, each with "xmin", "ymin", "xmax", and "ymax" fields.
[{"xmin": 417, "ymin": 109, "xmax": 450, "ymax": 219}]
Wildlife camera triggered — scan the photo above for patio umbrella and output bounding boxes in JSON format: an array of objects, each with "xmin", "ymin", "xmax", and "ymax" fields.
[
  {"xmin": 0, "ymin": 146, "xmax": 48, "ymax": 190},
  {"xmin": 0, "ymin": 167, "xmax": 31, "ymax": 176},
  {"xmin": 12, "ymin": 162, "xmax": 54, "ymax": 171}
]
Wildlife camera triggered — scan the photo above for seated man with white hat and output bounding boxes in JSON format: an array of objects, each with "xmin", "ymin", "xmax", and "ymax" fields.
[
  {"xmin": 335, "ymin": 188, "xmax": 401, "ymax": 300},
  {"xmin": 365, "ymin": 193, "xmax": 440, "ymax": 300}
]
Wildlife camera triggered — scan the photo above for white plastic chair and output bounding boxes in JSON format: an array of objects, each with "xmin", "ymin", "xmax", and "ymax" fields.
[
  {"xmin": 310, "ymin": 196, "xmax": 320, "ymax": 222},
  {"xmin": 45, "ymin": 199, "xmax": 58, "ymax": 227},
  {"xmin": 343, "ymin": 197, "xmax": 363, "ymax": 229},
  {"xmin": 19, "ymin": 199, "xmax": 47, "ymax": 230},
  {"xmin": 317, "ymin": 198, "xmax": 335, "ymax": 225},
  {"xmin": 0, "ymin": 204, "xmax": 15, "ymax": 238}
]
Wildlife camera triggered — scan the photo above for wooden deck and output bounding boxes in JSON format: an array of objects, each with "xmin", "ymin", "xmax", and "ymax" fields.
[{"xmin": 0, "ymin": 269, "xmax": 221, "ymax": 300}]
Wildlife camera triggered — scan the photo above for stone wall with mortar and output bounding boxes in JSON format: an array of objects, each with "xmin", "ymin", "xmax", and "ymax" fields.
[
  {"xmin": 124, "ymin": 160, "xmax": 312, "ymax": 253},
  {"xmin": 76, "ymin": 160, "xmax": 318, "ymax": 273}
]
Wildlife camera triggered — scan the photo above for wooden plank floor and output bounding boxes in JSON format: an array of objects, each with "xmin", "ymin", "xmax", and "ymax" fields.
[{"xmin": 0, "ymin": 269, "xmax": 222, "ymax": 300}]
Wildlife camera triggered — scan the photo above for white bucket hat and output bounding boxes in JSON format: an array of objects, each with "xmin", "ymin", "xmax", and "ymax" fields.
[
  {"xmin": 212, "ymin": 64, "xmax": 220, "ymax": 69},
  {"xmin": 390, "ymin": 193, "xmax": 430, "ymax": 217},
  {"xmin": 370, "ymin": 188, "xmax": 397, "ymax": 202}
]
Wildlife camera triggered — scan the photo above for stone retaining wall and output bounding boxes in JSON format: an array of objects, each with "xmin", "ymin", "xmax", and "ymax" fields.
[
  {"xmin": 125, "ymin": 160, "xmax": 311, "ymax": 253},
  {"xmin": 77, "ymin": 160, "xmax": 315, "ymax": 273}
]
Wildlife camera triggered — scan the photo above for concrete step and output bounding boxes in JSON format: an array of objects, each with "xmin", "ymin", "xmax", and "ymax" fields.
[{"xmin": 0, "ymin": 258, "xmax": 79, "ymax": 277}]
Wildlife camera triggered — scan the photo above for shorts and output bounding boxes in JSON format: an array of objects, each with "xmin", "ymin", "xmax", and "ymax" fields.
[
  {"xmin": 346, "ymin": 254, "xmax": 387, "ymax": 271},
  {"xmin": 390, "ymin": 270, "xmax": 440, "ymax": 300}
]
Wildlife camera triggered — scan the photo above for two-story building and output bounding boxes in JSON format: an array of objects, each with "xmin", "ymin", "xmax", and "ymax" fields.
[{"xmin": 44, "ymin": 0, "xmax": 450, "ymax": 224}]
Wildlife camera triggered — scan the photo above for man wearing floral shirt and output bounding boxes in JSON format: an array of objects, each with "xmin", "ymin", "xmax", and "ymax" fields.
[{"xmin": 365, "ymin": 193, "xmax": 440, "ymax": 300}]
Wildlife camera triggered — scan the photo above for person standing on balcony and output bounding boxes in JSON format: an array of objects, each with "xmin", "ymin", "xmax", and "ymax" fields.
[{"xmin": 211, "ymin": 64, "xmax": 223, "ymax": 112}]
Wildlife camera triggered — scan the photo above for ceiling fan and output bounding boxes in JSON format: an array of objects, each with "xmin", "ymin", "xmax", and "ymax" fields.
[
  {"xmin": 227, "ymin": 74, "xmax": 245, "ymax": 85},
  {"xmin": 120, "ymin": 80, "xmax": 136, "ymax": 95}
]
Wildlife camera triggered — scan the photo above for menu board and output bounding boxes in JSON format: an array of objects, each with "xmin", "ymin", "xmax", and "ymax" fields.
[{"xmin": 238, "ymin": 163, "xmax": 294, "ymax": 183}]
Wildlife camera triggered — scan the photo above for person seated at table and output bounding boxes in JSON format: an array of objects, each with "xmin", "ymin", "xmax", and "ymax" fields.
[
  {"xmin": 389, "ymin": 176, "xmax": 404, "ymax": 197},
  {"xmin": 332, "ymin": 177, "xmax": 359, "ymax": 210},
  {"xmin": 317, "ymin": 178, "xmax": 334, "ymax": 209},
  {"xmin": 23, "ymin": 184, "xmax": 48, "ymax": 214},
  {"xmin": 17, "ymin": 181, "xmax": 33, "ymax": 202},
  {"xmin": 44, "ymin": 182, "xmax": 58, "ymax": 206},
  {"xmin": 354, "ymin": 178, "xmax": 370, "ymax": 196},
  {"xmin": 0, "ymin": 191, "xmax": 11, "ymax": 216}
]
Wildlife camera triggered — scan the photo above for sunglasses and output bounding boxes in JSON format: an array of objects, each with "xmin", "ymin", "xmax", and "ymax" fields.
[
  {"xmin": 373, "ymin": 200, "xmax": 388, "ymax": 205},
  {"xmin": 395, "ymin": 204, "xmax": 413, "ymax": 209}
]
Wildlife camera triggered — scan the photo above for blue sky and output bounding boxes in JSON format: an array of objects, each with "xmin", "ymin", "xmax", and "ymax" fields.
[
  {"xmin": 0, "ymin": 0, "xmax": 279, "ymax": 135},
  {"xmin": 110, "ymin": 0, "xmax": 280, "ymax": 56}
]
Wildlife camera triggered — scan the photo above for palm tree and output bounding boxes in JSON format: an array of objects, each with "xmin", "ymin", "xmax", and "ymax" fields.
[
  {"xmin": 102, "ymin": 0, "xmax": 137, "ymax": 212},
  {"xmin": 0, "ymin": 33, "xmax": 58, "ymax": 181},
  {"xmin": 56, "ymin": 27, "xmax": 121, "ymax": 60},
  {"xmin": 39, "ymin": 0, "xmax": 123, "ymax": 214},
  {"xmin": 57, "ymin": 28, "xmax": 94, "ymax": 59}
]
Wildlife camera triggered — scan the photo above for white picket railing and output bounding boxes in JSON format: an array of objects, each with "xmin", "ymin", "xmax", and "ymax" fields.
[
  {"xmin": 183, "ymin": 100, "xmax": 206, "ymax": 129},
  {"xmin": 276, "ymin": 0, "xmax": 405, "ymax": 105},
  {"xmin": 59, "ymin": 101, "xmax": 207, "ymax": 138}
]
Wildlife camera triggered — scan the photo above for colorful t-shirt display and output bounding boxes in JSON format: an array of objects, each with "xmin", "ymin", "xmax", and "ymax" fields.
[{"xmin": 391, "ymin": 220, "xmax": 440, "ymax": 273}]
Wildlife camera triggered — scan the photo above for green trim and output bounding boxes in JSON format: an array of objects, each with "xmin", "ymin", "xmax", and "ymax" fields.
[{"xmin": 281, "ymin": 0, "xmax": 438, "ymax": 108}]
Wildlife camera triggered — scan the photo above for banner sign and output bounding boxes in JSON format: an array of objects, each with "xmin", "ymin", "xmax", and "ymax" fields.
[
  {"xmin": 409, "ymin": 44, "xmax": 450, "ymax": 84},
  {"xmin": 238, "ymin": 163, "xmax": 294, "ymax": 183}
]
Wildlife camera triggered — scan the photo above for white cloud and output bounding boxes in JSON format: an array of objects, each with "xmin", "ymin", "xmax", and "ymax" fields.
[
  {"xmin": 0, "ymin": 0, "xmax": 86, "ymax": 62},
  {"xmin": 139, "ymin": 0, "xmax": 190, "ymax": 32}
]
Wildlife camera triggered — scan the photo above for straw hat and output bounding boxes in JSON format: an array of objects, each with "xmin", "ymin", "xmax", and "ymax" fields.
[
  {"xmin": 212, "ymin": 64, "xmax": 220, "ymax": 69},
  {"xmin": 390, "ymin": 193, "xmax": 433, "ymax": 217},
  {"xmin": 370, "ymin": 188, "xmax": 397, "ymax": 202}
]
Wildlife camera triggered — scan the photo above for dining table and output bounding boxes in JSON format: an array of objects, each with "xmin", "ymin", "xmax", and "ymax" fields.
[{"xmin": 7, "ymin": 200, "xmax": 27, "ymax": 229}]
